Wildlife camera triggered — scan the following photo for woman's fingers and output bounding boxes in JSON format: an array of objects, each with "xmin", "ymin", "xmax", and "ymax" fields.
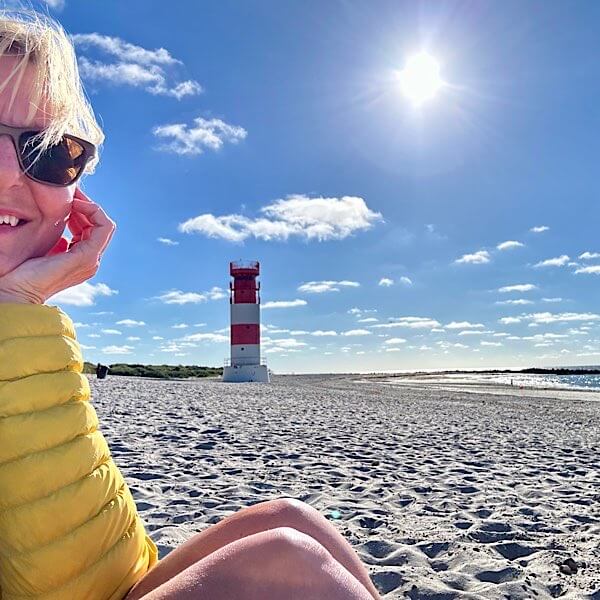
[
  {"xmin": 70, "ymin": 197, "xmax": 116, "ymax": 256},
  {"xmin": 67, "ymin": 210, "xmax": 93, "ymax": 244},
  {"xmin": 45, "ymin": 237, "xmax": 69, "ymax": 256}
]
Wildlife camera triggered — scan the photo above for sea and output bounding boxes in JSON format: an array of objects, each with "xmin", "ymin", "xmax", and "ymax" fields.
[
  {"xmin": 378, "ymin": 366, "xmax": 600, "ymax": 392},
  {"xmin": 475, "ymin": 372, "xmax": 600, "ymax": 391}
]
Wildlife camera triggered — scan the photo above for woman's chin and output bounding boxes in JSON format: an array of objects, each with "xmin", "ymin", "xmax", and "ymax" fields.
[
  {"xmin": 0, "ymin": 253, "xmax": 23, "ymax": 278},
  {"xmin": 0, "ymin": 246, "xmax": 41, "ymax": 278},
  {"xmin": 0, "ymin": 259, "xmax": 16, "ymax": 278},
  {"xmin": 0, "ymin": 227, "xmax": 64, "ymax": 278}
]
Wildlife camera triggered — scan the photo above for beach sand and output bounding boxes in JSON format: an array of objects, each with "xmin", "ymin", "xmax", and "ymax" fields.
[{"xmin": 90, "ymin": 374, "xmax": 600, "ymax": 599}]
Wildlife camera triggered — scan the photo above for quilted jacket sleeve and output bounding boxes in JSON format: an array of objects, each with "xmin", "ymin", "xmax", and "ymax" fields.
[{"xmin": 0, "ymin": 303, "xmax": 158, "ymax": 600}]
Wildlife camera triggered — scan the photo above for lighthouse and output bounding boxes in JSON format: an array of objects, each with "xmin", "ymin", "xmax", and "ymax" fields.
[{"xmin": 222, "ymin": 260, "xmax": 270, "ymax": 383}]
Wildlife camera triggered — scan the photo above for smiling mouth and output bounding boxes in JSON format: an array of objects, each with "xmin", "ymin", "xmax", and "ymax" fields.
[
  {"xmin": 0, "ymin": 221, "xmax": 27, "ymax": 227},
  {"xmin": 0, "ymin": 220, "xmax": 29, "ymax": 231}
]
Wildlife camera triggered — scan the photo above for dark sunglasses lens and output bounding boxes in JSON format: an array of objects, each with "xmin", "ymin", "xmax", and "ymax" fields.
[{"xmin": 19, "ymin": 132, "xmax": 87, "ymax": 185}]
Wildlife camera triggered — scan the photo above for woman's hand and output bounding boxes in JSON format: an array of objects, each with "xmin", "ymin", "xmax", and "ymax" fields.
[{"xmin": 0, "ymin": 188, "xmax": 116, "ymax": 304}]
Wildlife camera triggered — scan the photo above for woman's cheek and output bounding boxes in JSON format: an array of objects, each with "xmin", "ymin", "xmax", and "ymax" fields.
[
  {"xmin": 33, "ymin": 219, "xmax": 68, "ymax": 258},
  {"xmin": 29, "ymin": 184, "xmax": 74, "ymax": 255}
]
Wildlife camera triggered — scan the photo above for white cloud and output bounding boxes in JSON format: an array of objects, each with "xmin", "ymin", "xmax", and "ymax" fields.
[
  {"xmin": 497, "ymin": 240, "xmax": 524, "ymax": 251},
  {"xmin": 158, "ymin": 237, "xmax": 179, "ymax": 246},
  {"xmin": 384, "ymin": 337, "xmax": 407, "ymax": 344},
  {"xmin": 116, "ymin": 319, "xmax": 146, "ymax": 327},
  {"xmin": 48, "ymin": 282, "xmax": 118, "ymax": 307},
  {"xmin": 525, "ymin": 312, "xmax": 600, "ymax": 324},
  {"xmin": 264, "ymin": 347, "xmax": 286, "ymax": 354},
  {"xmin": 481, "ymin": 341, "xmax": 503, "ymax": 347},
  {"xmin": 43, "ymin": 0, "xmax": 65, "ymax": 9},
  {"xmin": 155, "ymin": 287, "xmax": 225, "ymax": 304},
  {"xmin": 399, "ymin": 276, "xmax": 413, "ymax": 286},
  {"xmin": 458, "ymin": 330, "xmax": 493, "ymax": 336},
  {"xmin": 298, "ymin": 280, "xmax": 360, "ymax": 293},
  {"xmin": 372, "ymin": 317, "xmax": 441, "ymax": 329},
  {"xmin": 153, "ymin": 117, "xmax": 247, "ymax": 155},
  {"xmin": 172, "ymin": 323, "xmax": 189, "ymax": 329},
  {"xmin": 534, "ymin": 255, "xmax": 570, "ymax": 268},
  {"xmin": 342, "ymin": 329, "xmax": 372, "ymax": 336},
  {"xmin": 499, "ymin": 317, "xmax": 522, "ymax": 325},
  {"xmin": 152, "ymin": 336, "xmax": 164, "ymax": 340},
  {"xmin": 378, "ymin": 278, "xmax": 393, "ymax": 287},
  {"xmin": 262, "ymin": 299, "xmax": 307, "ymax": 309},
  {"xmin": 495, "ymin": 299, "xmax": 534, "ymax": 306},
  {"xmin": 530, "ymin": 225, "xmax": 549, "ymax": 233},
  {"xmin": 357, "ymin": 317, "xmax": 378, "ymax": 323},
  {"xmin": 73, "ymin": 34, "xmax": 201, "ymax": 99},
  {"xmin": 155, "ymin": 290, "xmax": 206, "ymax": 304},
  {"xmin": 385, "ymin": 347, "xmax": 401, "ymax": 352},
  {"xmin": 454, "ymin": 250, "xmax": 490, "ymax": 265},
  {"xmin": 179, "ymin": 195, "xmax": 383, "ymax": 242},
  {"xmin": 311, "ymin": 330, "xmax": 337, "ymax": 336},
  {"xmin": 272, "ymin": 338, "xmax": 307, "ymax": 348},
  {"xmin": 126, "ymin": 336, "xmax": 141, "ymax": 341},
  {"xmin": 445, "ymin": 321, "xmax": 484, "ymax": 329},
  {"xmin": 542, "ymin": 297, "xmax": 562, "ymax": 303},
  {"xmin": 101, "ymin": 329, "xmax": 122, "ymax": 335},
  {"xmin": 575, "ymin": 265, "xmax": 600, "ymax": 275},
  {"xmin": 74, "ymin": 34, "xmax": 180, "ymax": 66},
  {"xmin": 579, "ymin": 252, "xmax": 600, "ymax": 260},
  {"xmin": 207, "ymin": 287, "xmax": 227, "ymax": 300},
  {"xmin": 181, "ymin": 332, "xmax": 228, "ymax": 343},
  {"xmin": 347, "ymin": 307, "xmax": 377, "ymax": 315},
  {"xmin": 102, "ymin": 345, "xmax": 134, "ymax": 355},
  {"xmin": 499, "ymin": 284, "xmax": 537, "ymax": 293}
]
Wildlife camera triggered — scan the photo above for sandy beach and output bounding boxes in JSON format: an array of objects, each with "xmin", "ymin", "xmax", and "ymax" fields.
[{"xmin": 90, "ymin": 374, "xmax": 600, "ymax": 599}]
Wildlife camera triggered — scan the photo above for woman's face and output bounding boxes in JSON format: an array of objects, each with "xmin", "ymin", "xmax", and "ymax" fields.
[{"xmin": 0, "ymin": 54, "xmax": 75, "ymax": 278}]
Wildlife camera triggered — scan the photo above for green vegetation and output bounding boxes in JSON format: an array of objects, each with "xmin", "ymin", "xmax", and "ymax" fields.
[{"xmin": 83, "ymin": 362, "xmax": 222, "ymax": 379}]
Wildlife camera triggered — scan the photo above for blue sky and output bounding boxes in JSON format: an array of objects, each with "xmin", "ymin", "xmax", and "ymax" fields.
[{"xmin": 32, "ymin": 0, "xmax": 600, "ymax": 372}]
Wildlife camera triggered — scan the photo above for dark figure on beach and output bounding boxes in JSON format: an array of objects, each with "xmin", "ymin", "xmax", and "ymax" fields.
[
  {"xmin": 96, "ymin": 362, "xmax": 109, "ymax": 379},
  {"xmin": 0, "ymin": 9, "xmax": 380, "ymax": 600}
]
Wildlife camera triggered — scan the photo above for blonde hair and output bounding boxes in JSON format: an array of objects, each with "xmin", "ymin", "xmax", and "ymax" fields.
[{"xmin": 0, "ymin": 8, "xmax": 103, "ymax": 173}]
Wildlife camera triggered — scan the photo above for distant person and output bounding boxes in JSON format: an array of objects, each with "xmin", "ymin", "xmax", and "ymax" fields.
[
  {"xmin": 96, "ymin": 362, "xmax": 109, "ymax": 379},
  {"xmin": 0, "ymin": 9, "xmax": 380, "ymax": 600}
]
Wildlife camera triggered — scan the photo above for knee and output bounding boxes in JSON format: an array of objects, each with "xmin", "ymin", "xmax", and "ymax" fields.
[
  {"xmin": 263, "ymin": 497, "xmax": 321, "ymax": 525},
  {"xmin": 264, "ymin": 526, "xmax": 332, "ymax": 570}
]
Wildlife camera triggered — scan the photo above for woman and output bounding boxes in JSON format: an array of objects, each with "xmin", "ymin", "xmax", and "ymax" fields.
[{"xmin": 0, "ymin": 10, "xmax": 381, "ymax": 600}]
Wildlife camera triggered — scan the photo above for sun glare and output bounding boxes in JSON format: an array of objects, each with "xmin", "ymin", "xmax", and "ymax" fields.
[{"xmin": 398, "ymin": 52, "xmax": 443, "ymax": 107}]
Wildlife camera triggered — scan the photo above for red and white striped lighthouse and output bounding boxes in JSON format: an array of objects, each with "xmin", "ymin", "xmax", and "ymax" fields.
[{"xmin": 222, "ymin": 260, "xmax": 270, "ymax": 383}]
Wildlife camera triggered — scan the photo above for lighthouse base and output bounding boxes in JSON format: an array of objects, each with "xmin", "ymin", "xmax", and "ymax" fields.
[{"xmin": 222, "ymin": 364, "xmax": 270, "ymax": 383}]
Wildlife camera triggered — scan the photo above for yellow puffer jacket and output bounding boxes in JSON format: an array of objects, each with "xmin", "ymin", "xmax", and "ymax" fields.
[{"xmin": 0, "ymin": 303, "xmax": 159, "ymax": 600}]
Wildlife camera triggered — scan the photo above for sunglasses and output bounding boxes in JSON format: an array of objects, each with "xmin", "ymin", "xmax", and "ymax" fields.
[{"xmin": 0, "ymin": 122, "xmax": 96, "ymax": 187}]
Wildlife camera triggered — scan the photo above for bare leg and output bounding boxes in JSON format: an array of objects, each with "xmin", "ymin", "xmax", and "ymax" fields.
[
  {"xmin": 139, "ymin": 527, "xmax": 374, "ymax": 600},
  {"xmin": 127, "ymin": 498, "xmax": 380, "ymax": 600}
]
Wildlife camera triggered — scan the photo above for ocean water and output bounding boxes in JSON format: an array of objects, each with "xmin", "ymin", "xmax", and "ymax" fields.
[
  {"xmin": 409, "ymin": 371, "xmax": 600, "ymax": 392},
  {"xmin": 485, "ymin": 373, "xmax": 600, "ymax": 391}
]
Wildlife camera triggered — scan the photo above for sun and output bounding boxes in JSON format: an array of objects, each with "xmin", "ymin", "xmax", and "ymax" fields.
[{"xmin": 398, "ymin": 52, "xmax": 443, "ymax": 107}]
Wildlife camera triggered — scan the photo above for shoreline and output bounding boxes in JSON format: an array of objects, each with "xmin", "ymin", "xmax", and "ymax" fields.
[{"xmin": 356, "ymin": 373, "xmax": 600, "ymax": 402}]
